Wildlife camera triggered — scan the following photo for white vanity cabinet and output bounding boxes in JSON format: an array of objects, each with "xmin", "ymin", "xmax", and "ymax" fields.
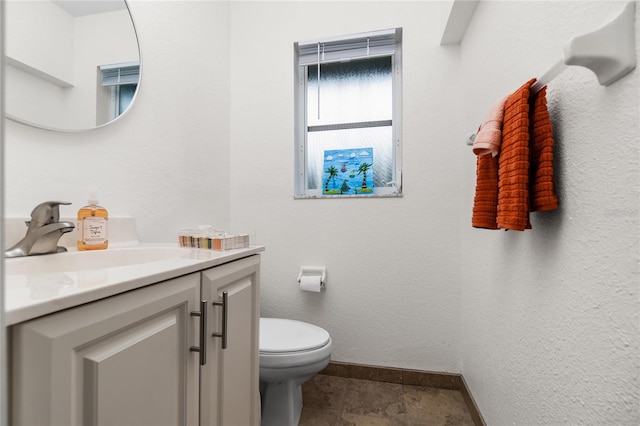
[
  {"xmin": 199, "ymin": 255, "xmax": 261, "ymax": 426},
  {"xmin": 9, "ymin": 253, "xmax": 261, "ymax": 426},
  {"xmin": 11, "ymin": 273, "xmax": 201, "ymax": 426}
]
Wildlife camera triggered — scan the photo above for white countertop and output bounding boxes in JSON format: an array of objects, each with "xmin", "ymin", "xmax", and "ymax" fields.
[{"xmin": 4, "ymin": 244, "xmax": 265, "ymax": 326}]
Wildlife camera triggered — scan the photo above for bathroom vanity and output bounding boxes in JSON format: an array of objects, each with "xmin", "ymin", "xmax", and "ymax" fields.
[{"xmin": 5, "ymin": 244, "xmax": 263, "ymax": 426}]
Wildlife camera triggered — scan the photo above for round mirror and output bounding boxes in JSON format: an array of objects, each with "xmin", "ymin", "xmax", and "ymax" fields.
[{"xmin": 5, "ymin": 0, "xmax": 141, "ymax": 132}]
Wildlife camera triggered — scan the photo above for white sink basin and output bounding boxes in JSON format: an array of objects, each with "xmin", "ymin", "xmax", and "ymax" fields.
[{"xmin": 5, "ymin": 246, "xmax": 195, "ymax": 275}]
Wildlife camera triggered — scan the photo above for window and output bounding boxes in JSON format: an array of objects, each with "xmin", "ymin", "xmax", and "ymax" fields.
[
  {"xmin": 99, "ymin": 62, "xmax": 140, "ymax": 120},
  {"xmin": 294, "ymin": 28, "xmax": 402, "ymax": 198}
]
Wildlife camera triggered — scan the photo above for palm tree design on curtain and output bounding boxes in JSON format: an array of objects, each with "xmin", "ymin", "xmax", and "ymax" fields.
[
  {"xmin": 357, "ymin": 163, "xmax": 372, "ymax": 189},
  {"xmin": 324, "ymin": 166, "xmax": 339, "ymax": 192}
]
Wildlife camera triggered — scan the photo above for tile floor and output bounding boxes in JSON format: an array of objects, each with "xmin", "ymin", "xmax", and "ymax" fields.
[{"xmin": 299, "ymin": 374, "xmax": 475, "ymax": 426}]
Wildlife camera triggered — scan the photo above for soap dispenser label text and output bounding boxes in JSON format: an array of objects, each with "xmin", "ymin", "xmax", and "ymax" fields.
[{"xmin": 82, "ymin": 217, "xmax": 108, "ymax": 244}]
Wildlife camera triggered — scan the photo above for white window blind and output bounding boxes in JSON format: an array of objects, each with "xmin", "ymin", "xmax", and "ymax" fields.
[
  {"xmin": 296, "ymin": 28, "xmax": 399, "ymax": 66},
  {"xmin": 100, "ymin": 62, "xmax": 140, "ymax": 86}
]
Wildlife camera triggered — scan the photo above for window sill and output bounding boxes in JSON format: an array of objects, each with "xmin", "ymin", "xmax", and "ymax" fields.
[{"xmin": 294, "ymin": 192, "xmax": 403, "ymax": 200}]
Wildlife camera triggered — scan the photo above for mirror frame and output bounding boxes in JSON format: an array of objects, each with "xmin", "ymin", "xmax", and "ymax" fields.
[{"xmin": 5, "ymin": 0, "xmax": 142, "ymax": 132}]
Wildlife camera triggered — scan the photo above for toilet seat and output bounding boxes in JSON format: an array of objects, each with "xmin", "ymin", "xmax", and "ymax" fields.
[
  {"xmin": 260, "ymin": 318, "xmax": 332, "ymax": 369},
  {"xmin": 260, "ymin": 318, "xmax": 330, "ymax": 353}
]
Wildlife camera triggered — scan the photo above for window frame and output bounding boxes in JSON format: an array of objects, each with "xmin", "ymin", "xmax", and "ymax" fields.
[
  {"xmin": 99, "ymin": 61, "xmax": 140, "ymax": 121},
  {"xmin": 294, "ymin": 28, "xmax": 403, "ymax": 199}
]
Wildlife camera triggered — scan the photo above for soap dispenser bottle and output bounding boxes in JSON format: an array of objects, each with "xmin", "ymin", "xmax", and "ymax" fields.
[{"xmin": 77, "ymin": 188, "xmax": 108, "ymax": 251}]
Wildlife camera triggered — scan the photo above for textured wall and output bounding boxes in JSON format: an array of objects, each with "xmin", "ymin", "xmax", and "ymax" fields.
[
  {"xmin": 458, "ymin": 2, "xmax": 639, "ymax": 424},
  {"xmin": 228, "ymin": 1, "xmax": 464, "ymax": 373}
]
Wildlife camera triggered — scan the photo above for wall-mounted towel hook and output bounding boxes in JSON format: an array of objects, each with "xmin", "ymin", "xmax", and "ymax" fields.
[
  {"xmin": 465, "ymin": 132, "xmax": 477, "ymax": 146},
  {"xmin": 564, "ymin": 1, "xmax": 636, "ymax": 86},
  {"xmin": 531, "ymin": 1, "xmax": 636, "ymax": 93}
]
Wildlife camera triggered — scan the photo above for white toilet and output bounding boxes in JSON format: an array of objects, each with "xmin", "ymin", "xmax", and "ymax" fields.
[{"xmin": 259, "ymin": 317, "xmax": 332, "ymax": 426}]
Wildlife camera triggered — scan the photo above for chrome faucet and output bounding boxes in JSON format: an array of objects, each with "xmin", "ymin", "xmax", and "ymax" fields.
[{"xmin": 5, "ymin": 201, "xmax": 76, "ymax": 258}]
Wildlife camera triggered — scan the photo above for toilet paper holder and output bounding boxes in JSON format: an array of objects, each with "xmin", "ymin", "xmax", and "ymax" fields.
[{"xmin": 297, "ymin": 267, "xmax": 326, "ymax": 287}]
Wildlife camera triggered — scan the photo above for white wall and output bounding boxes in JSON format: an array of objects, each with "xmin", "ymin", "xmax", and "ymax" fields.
[
  {"xmin": 5, "ymin": 0, "xmax": 74, "ymax": 83},
  {"xmin": 3, "ymin": 1, "xmax": 639, "ymax": 425},
  {"xmin": 458, "ymin": 1, "xmax": 639, "ymax": 424},
  {"xmin": 228, "ymin": 1, "xmax": 464, "ymax": 373},
  {"xmin": 5, "ymin": 0, "xmax": 75, "ymax": 128}
]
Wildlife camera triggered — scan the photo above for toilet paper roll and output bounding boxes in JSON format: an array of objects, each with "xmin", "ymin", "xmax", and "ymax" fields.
[{"xmin": 300, "ymin": 275, "xmax": 322, "ymax": 292}]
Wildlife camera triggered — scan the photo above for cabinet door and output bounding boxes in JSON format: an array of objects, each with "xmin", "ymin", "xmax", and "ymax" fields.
[
  {"xmin": 11, "ymin": 274, "xmax": 201, "ymax": 426},
  {"xmin": 200, "ymin": 255, "xmax": 260, "ymax": 426}
]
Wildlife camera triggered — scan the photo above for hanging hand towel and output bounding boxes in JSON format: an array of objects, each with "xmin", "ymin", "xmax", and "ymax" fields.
[
  {"xmin": 471, "ymin": 97, "xmax": 507, "ymax": 229},
  {"xmin": 472, "ymin": 96, "xmax": 508, "ymax": 157},
  {"xmin": 472, "ymin": 154, "xmax": 500, "ymax": 229},
  {"xmin": 496, "ymin": 78, "xmax": 536, "ymax": 231},
  {"xmin": 529, "ymin": 86, "xmax": 559, "ymax": 212}
]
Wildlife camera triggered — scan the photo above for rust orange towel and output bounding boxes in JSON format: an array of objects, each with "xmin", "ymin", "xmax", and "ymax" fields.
[
  {"xmin": 472, "ymin": 154, "xmax": 499, "ymax": 229},
  {"xmin": 529, "ymin": 87, "xmax": 559, "ymax": 212},
  {"xmin": 472, "ymin": 78, "xmax": 558, "ymax": 231},
  {"xmin": 497, "ymin": 79, "xmax": 535, "ymax": 231}
]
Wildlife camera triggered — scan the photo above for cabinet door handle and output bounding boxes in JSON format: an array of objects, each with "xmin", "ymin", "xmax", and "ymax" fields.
[
  {"xmin": 212, "ymin": 291, "xmax": 228, "ymax": 350},
  {"xmin": 190, "ymin": 300, "xmax": 207, "ymax": 365}
]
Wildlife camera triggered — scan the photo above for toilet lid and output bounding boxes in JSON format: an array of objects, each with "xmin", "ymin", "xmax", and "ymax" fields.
[{"xmin": 260, "ymin": 318, "xmax": 331, "ymax": 353}]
